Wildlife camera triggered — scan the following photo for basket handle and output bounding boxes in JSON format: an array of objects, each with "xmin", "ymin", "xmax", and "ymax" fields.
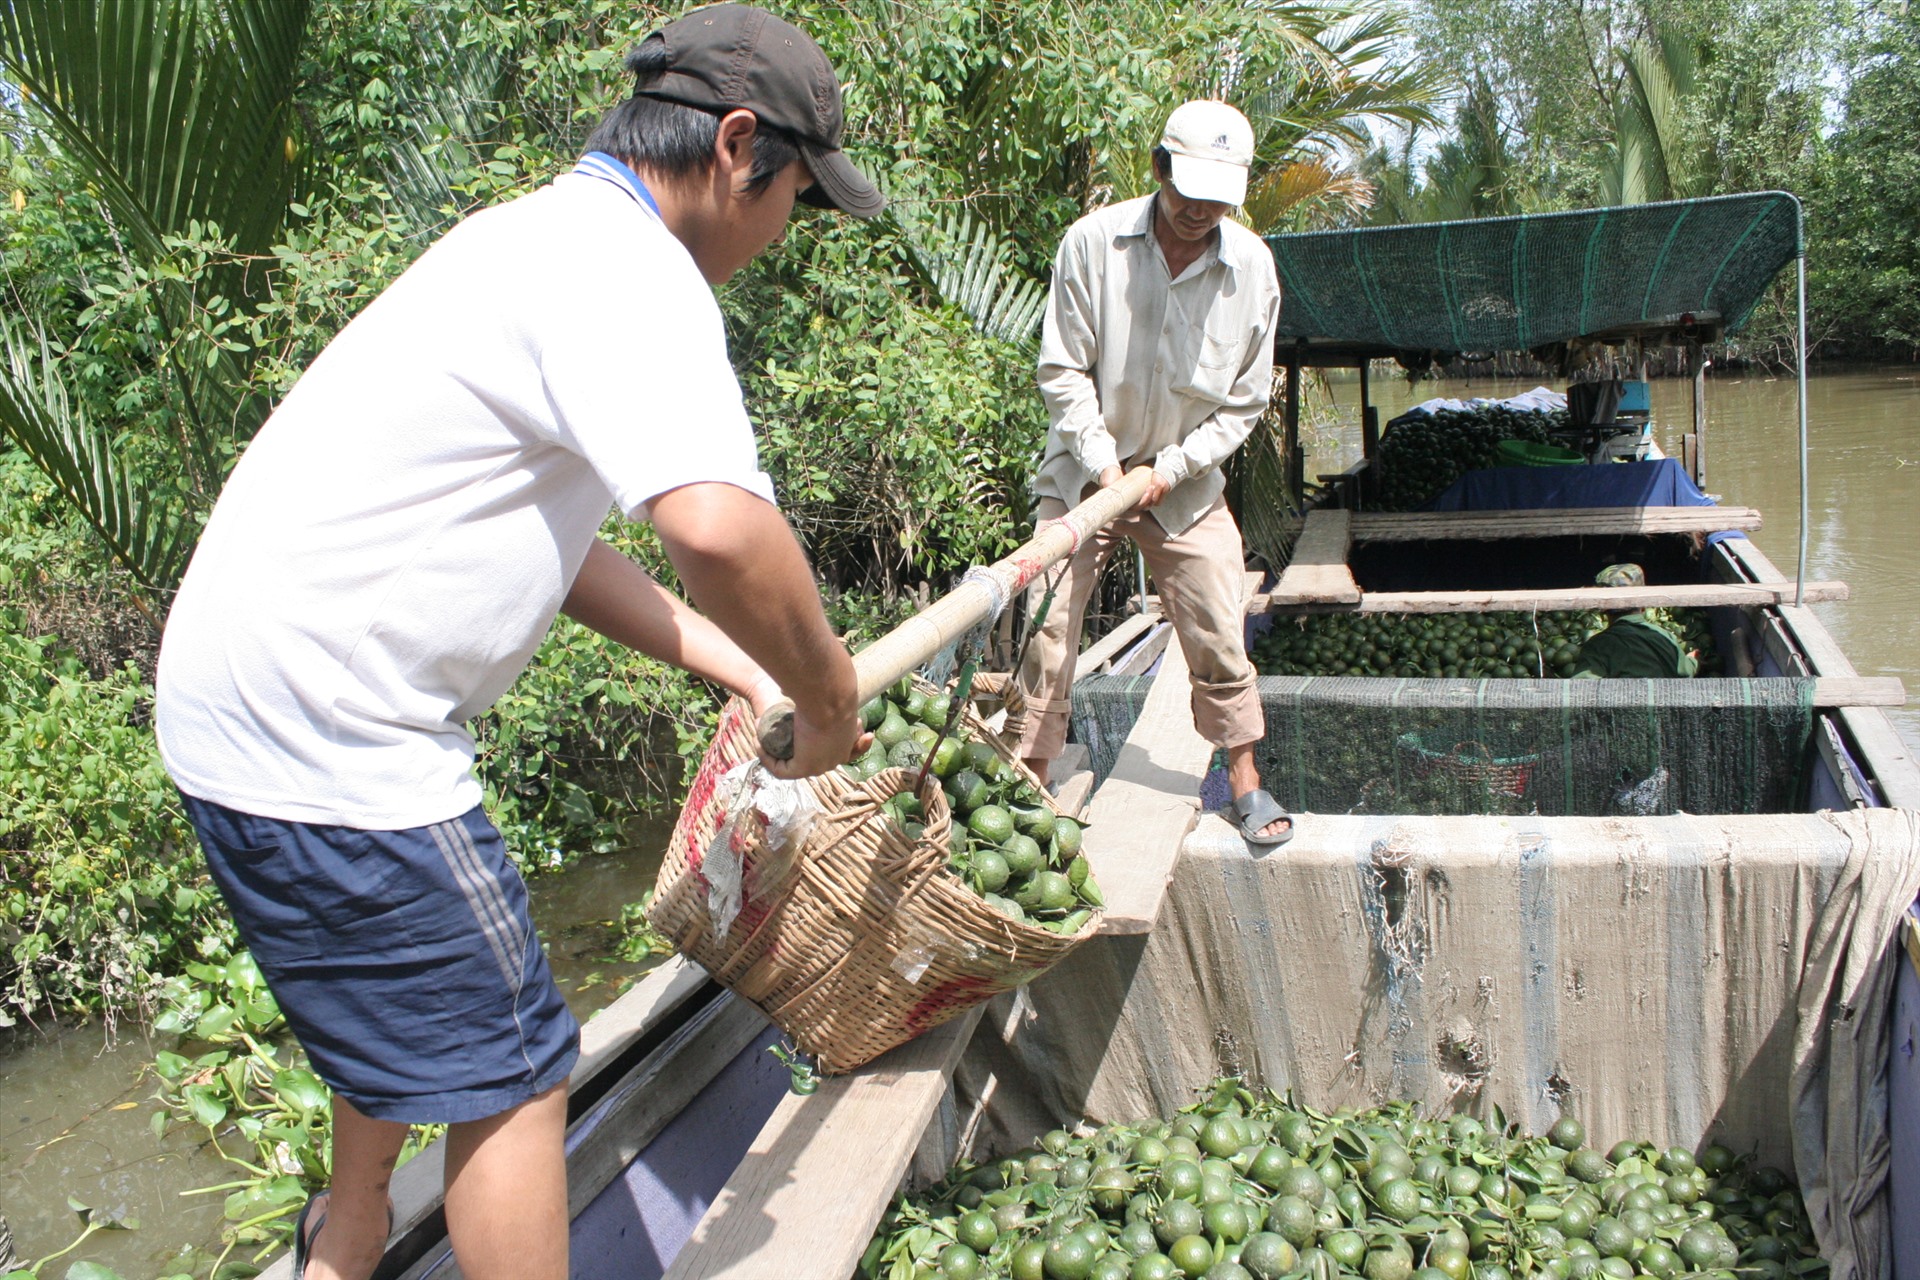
[{"xmin": 1451, "ymin": 741, "xmax": 1497, "ymax": 761}]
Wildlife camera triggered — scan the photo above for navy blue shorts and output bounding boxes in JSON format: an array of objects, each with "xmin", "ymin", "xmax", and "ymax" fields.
[{"xmin": 180, "ymin": 794, "xmax": 580, "ymax": 1125}]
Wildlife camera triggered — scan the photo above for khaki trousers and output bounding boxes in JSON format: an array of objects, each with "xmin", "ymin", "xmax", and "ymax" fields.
[{"xmin": 1013, "ymin": 494, "xmax": 1262, "ymax": 763}]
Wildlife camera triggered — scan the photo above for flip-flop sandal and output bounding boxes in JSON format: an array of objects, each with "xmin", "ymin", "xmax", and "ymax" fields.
[
  {"xmin": 292, "ymin": 1193, "xmax": 395, "ymax": 1278},
  {"xmin": 1224, "ymin": 788, "xmax": 1294, "ymax": 847},
  {"xmin": 292, "ymin": 1194, "xmax": 324, "ymax": 1280}
]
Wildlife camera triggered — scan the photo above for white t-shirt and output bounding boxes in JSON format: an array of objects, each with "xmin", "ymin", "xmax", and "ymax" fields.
[{"xmin": 156, "ymin": 158, "xmax": 774, "ymax": 829}]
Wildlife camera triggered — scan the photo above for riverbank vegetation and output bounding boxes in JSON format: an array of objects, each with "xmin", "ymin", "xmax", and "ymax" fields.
[{"xmin": 0, "ymin": 0, "xmax": 1914, "ymax": 1272}]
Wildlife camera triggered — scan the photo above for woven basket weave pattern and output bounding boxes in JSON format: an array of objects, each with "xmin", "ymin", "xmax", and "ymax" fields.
[{"xmin": 650, "ymin": 688, "xmax": 1098, "ymax": 1073}]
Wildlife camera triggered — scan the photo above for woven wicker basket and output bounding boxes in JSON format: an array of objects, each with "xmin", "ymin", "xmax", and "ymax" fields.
[
  {"xmin": 1395, "ymin": 731, "xmax": 1538, "ymax": 798},
  {"xmin": 649, "ymin": 686, "xmax": 1099, "ymax": 1073}
]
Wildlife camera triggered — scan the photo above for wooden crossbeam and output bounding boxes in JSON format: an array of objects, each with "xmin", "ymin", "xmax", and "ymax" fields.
[
  {"xmin": 1258, "ymin": 580, "xmax": 1848, "ymax": 615},
  {"xmin": 1349, "ymin": 506, "xmax": 1762, "ymax": 542},
  {"xmin": 1269, "ymin": 509, "xmax": 1360, "ymax": 605}
]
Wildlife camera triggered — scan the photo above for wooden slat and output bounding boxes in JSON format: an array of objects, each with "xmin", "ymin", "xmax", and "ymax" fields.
[
  {"xmin": 1053, "ymin": 766, "xmax": 1096, "ymax": 820},
  {"xmin": 1815, "ymin": 716, "xmax": 1871, "ymax": 809},
  {"xmin": 1840, "ymin": 711, "xmax": 1920, "ymax": 809},
  {"xmin": 1087, "ymin": 640, "xmax": 1210, "ymax": 935},
  {"xmin": 1258, "ymin": 580, "xmax": 1850, "ymax": 615},
  {"xmin": 1270, "ymin": 509, "xmax": 1360, "ymax": 605},
  {"xmin": 572, "ymin": 955, "xmax": 713, "ymax": 1083},
  {"xmin": 1108, "ymin": 622, "xmax": 1172, "ymax": 678},
  {"xmin": 662, "ymin": 1007, "xmax": 985, "ymax": 1280},
  {"xmin": 1076, "ymin": 610, "xmax": 1160, "ymax": 675},
  {"xmin": 1350, "ymin": 506, "xmax": 1762, "ymax": 541},
  {"xmin": 1808, "ymin": 678, "xmax": 1906, "ymax": 707},
  {"xmin": 1050, "ymin": 743, "xmax": 1095, "ymax": 818}
]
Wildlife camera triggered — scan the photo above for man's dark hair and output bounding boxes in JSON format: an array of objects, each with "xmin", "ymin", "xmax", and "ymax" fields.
[
  {"xmin": 584, "ymin": 38, "xmax": 801, "ymax": 196},
  {"xmin": 1151, "ymin": 145, "xmax": 1172, "ymax": 179}
]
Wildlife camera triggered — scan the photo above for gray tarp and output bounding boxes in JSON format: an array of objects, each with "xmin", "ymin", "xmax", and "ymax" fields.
[{"xmin": 954, "ymin": 807, "xmax": 1920, "ymax": 1280}]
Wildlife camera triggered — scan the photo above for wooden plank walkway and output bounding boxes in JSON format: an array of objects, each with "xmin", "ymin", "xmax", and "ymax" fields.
[
  {"xmin": 1268, "ymin": 509, "xmax": 1360, "ymax": 605},
  {"xmin": 1350, "ymin": 506, "xmax": 1762, "ymax": 541},
  {"xmin": 1085, "ymin": 636, "xmax": 1212, "ymax": 936}
]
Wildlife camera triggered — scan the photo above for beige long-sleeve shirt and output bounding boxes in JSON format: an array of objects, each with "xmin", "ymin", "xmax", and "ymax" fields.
[{"xmin": 1035, "ymin": 193, "xmax": 1281, "ymax": 535}]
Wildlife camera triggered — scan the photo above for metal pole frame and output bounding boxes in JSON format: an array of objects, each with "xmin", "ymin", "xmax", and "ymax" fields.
[{"xmin": 1794, "ymin": 201, "xmax": 1809, "ymax": 609}]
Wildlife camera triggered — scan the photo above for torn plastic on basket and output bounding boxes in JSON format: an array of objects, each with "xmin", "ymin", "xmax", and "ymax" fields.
[
  {"xmin": 701, "ymin": 759, "xmax": 819, "ymax": 943},
  {"xmin": 889, "ymin": 914, "xmax": 991, "ymax": 986}
]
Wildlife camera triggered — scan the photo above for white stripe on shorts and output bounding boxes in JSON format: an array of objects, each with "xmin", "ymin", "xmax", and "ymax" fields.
[{"xmin": 429, "ymin": 819, "xmax": 523, "ymax": 988}]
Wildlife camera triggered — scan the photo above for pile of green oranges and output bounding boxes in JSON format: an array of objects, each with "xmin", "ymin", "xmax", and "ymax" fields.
[
  {"xmin": 860, "ymin": 1084, "xmax": 1820, "ymax": 1280},
  {"xmin": 1375, "ymin": 406, "xmax": 1563, "ymax": 510},
  {"xmin": 1252, "ymin": 610, "xmax": 1717, "ymax": 681},
  {"xmin": 844, "ymin": 679, "xmax": 1101, "ymax": 934}
]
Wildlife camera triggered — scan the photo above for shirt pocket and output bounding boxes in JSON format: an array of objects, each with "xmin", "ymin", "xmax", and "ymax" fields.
[{"xmin": 1171, "ymin": 325, "xmax": 1244, "ymax": 403}]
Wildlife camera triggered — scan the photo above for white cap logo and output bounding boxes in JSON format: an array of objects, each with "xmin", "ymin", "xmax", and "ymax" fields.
[{"xmin": 1159, "ymin": 100, "xmax": 1255, "ymax": 206}]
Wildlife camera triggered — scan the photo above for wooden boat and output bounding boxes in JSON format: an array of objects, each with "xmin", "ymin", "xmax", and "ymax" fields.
[{"xmin": 284, "ymin": 193, "xmax": 1919, "ymax": 1280}]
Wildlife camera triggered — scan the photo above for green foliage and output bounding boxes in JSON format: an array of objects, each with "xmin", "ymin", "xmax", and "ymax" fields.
[
  {"xmin": 473, "ymin": 613, "xmax": 721, "ymax": 869},
  {"xmin": 611, "ymin": 891, "xmax": 675, "ymax": 965},
  {"xmin": 1810, "ymin": 3, "xmax": 1920, "ymax": 356},
  {"xmin": 0, "ymin": 0, "xmax": 1478, "ymax": 1023},
  {"xmin": 0, "ymin": 622, "xmax": 225, "ymax": 1021},
  {"xmin": 738, "ymin": 221, "xmax": 1048, "ymax": 594},
  {"xmin": 0, "ymin": 458, "xmax": 229, "ymax": 1020}
]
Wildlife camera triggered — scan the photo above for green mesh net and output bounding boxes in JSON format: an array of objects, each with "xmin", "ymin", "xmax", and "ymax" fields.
[
  {"xmin": 1071, "ymin": 674, "xmax": 1818, "ymax": 817},
  {"xmin": 1266, "ymin": 193, "xmax": 1802, "ymax": 356}
]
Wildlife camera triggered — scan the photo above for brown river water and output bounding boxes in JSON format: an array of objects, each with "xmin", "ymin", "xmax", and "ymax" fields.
[
  {"xmin": 0, "ymin": 836, "xmax": 669, "ymax": 1278},
  {"xmin": 1, "ymin": 367, "xmax": 1913, "ymax": 1275}
]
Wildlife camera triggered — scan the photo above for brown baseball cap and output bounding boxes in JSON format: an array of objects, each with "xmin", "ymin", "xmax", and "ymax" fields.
[{"xmin": 638, "ymin": 4, "xmax": 884, "ymax": 218}]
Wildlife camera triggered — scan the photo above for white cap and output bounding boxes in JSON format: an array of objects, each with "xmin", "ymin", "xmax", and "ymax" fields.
[{"xmin": 1159, "ymin": 99, "xmax": 1255, "ymax": 206}]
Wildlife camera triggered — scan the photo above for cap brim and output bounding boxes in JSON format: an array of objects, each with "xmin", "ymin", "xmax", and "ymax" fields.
[
  {"xmin": 798, "ymin": 143, "xmax": 885, "ymax": 218},
  {"xmin": 1166, "ymin": 152, "xmax": 1248, "ymax": 207}
]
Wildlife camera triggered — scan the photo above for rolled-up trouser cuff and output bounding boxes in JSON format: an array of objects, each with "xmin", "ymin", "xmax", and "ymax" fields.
[
  {"xmin": 1014, "ymin": 696, "xmax": 1074, "ymax": 761},
  {"xmin": 1191, "ymin": 673, "xmax": 1263, "ymax": 751}
]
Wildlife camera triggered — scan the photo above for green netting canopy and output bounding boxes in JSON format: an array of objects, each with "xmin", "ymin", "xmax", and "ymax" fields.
[{"xmin": 1264, "ymin": 193, "xmax": 1803, "ymax": 359}]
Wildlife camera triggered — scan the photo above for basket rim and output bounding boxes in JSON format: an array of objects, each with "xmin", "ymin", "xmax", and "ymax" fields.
[{"xmin": 1394, "ymin": 729, "xmax": 1540, "ymax": 767}]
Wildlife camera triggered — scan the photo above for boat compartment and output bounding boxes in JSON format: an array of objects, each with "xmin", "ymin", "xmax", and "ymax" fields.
[{"xmin": 1074, "ymin": 671, "xmax": 1820, "ymax": 817}]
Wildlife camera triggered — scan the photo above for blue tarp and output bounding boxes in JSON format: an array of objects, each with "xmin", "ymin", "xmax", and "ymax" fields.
[
  {"xmin": 1429, "ymin": 456, "xmax": 1699, "ymax": 511},
  {"xmin": 1422, "ymin": 458, "xmax": 1745, "ymax": 545}
]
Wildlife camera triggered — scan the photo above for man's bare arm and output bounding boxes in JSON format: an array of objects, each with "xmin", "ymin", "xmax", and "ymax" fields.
[
  {"xmin": 644, "ymin": 482, "xmax": 862, "ymax": 778},
  {"xmin": 561, "ymin": 538, "xmax": 782, "ymax": 715}
]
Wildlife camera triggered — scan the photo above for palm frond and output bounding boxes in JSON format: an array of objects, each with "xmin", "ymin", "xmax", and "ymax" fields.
[
  {"xmin": 1242, "ymin": 156, "xmax": 1375, "ymax": 232},
  {"xmin": 0, "ymin": 0, "xmax": 311, "ymax": 257},
  {"xmin": 1605, "ymin": 23, "xmax": 1706, "ymax": 206},
  {"xmin": 0, "ymin": 313, "xmax": 195, "ymax": 592},
  {"xmin": 896, "ymin": 201, "xmax": 1048, "ymax": 344},
  {"xmin": 376, "ymin": 13, "xmax": 513, "ymax": 234}
]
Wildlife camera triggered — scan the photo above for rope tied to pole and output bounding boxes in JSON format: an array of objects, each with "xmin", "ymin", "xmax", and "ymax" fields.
[
  {"xmin": 959, "ymin": 564, "xmax": 1011, "ymax": 630},
  {"xmin": 1034, "ymin": 514, "xmax": 1084, "ymax": 560}
]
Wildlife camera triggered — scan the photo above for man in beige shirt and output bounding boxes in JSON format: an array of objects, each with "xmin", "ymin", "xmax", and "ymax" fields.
[{"xmin": 1016, "ymin": 99, "xmax": 1292, "ymax": 845}]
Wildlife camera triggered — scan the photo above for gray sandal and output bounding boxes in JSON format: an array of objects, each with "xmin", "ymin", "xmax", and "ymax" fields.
[{"xmin": 1226, "ymin": 789, "xmax": 1294, "ymax": 847}]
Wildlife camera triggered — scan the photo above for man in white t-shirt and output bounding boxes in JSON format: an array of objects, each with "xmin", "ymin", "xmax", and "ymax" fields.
[{"xmin": 154, "ymin": 7, "xmax": 879, "ymax": 1277}]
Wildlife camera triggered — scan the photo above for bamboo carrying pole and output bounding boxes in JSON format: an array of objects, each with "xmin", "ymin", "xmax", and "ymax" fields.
[{"xmin": 756, "ymin": 467, "xmax": 1156, "ymax": 759}]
